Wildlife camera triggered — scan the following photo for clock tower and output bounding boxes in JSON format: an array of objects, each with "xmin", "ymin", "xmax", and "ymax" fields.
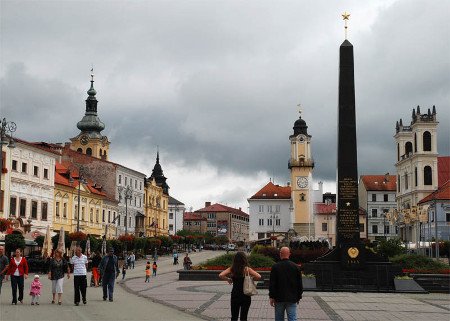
[
  {"xmin": 70, "ymin": 71, "xmax": 110, "ymax": 160},
  {"xmin": 289, "ymin": 110, "xmax": 315, "ymax": 237}
]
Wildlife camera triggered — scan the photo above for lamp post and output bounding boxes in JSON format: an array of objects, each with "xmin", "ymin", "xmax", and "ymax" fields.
[
  {"xmin": 0, "ymin": 118, "xmax": 16, "ymax": 215},
  {"xmin": 174, "ymin": 205, "xmax": 178, "ymax": 236},
  {"xmin": 270, "ymin": 213, "xmax": 278, "ymax": 247},
  {"xmin": 118, "ymin": 185, "xmax": 133, "ymax": 235},
  {"xmin": 69, "ymin": 166, "xmax": 86, "ymax": 233}
]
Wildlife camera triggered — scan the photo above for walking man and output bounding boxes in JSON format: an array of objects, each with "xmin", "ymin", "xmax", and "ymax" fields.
[
  {"xmin": 70, "ymin": 246, "xmax": 88, "ymax": 306},
  {"xmin": 269, "ymin": 247, "xmax": 303, "ymax": 321},
  {"xmin": 130, "ymin": 252, "xmax": 135, "ymax": 269},
  {"xmin": 0, "ymin": 246, "xmax": 9, "ymax": 295},
  {"xmin": 99, "ymin": 247, "xmax": 120, "ymax": 302}
]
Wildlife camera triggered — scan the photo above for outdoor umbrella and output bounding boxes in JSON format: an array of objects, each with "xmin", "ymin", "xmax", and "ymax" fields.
[
  {"xmin": 70, "ymin": 240, "xmax": 77, "ymax": 257},
  {"xmin": 41, "ymin": 226, "xmax": 52, "ymax": 258},
  {"xmin": 101, "ymin": 238, "xmax": 107, "ymax": 256},
  {"xmin": 57, "ymin": 227, "xmax": 65, "ymax": 253}
]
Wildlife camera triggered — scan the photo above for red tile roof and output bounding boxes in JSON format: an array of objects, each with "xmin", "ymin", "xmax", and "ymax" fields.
[
  {"xmin": 438, "ymin": 156, "xmax": 450, "ymax": 187},
  {"xmin": 249, "ymin": 182, "xmax": 291, "ymax": 199},
  {"xmin": 418, "ymin": 181, "xmax": 450, "ymax": 204},
  {"xmin": 183, "ymin": 212, "xmax": 206, "ymax": 221},
  {"xmin": 314, "ymin": 202, "xmax": 366, "ymax": 216},
  {"xmin": 195, "ymin": 203, "xmax": 249, "ymax": 217},
  {"xmin": 360, "ymin": 175, "xmax": 397, "ymax": 191}
]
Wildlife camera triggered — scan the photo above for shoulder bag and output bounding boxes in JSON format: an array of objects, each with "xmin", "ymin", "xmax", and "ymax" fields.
[{"xmin": 243, "ymin": 267, "xmax": 258, "ymax": 296}]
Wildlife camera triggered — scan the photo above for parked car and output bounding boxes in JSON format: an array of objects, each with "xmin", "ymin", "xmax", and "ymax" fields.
[{"xmin": 227, "ymin": 244, "xmax": 236, "ymax": 251}]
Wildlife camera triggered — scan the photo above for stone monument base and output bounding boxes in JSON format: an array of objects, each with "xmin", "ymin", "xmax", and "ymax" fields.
[{"xmin": 304, "ymin": 247, "xmax": 402, "ymax": 292}]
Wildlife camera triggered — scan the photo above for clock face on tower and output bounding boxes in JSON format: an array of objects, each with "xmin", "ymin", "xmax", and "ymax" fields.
[
  {"xmin": 297, "ymin": 176, "xmax": 308, "ymax": 188},
  {"xmin": 80, "ymin": 135, "xmax": 89, "ymax": 145}
]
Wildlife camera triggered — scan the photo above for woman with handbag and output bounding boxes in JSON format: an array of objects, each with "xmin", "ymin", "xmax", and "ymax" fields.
[{"xmin": 219, "ymin": 251, "xmax": 261, "ymax": 321}]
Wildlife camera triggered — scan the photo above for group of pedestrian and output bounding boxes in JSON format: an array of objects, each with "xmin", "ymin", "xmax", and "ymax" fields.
[{"xmin": 219, "ymin": 246, "xmax": 303, "ymax": 321}]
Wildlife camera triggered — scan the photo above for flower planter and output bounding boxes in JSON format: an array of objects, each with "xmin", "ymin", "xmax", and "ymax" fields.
[{"xmin": 302, "ymin": 277, "xmax": 316, "ymax": 290}]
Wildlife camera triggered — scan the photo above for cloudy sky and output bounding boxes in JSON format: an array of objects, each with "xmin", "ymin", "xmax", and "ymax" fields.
[{"xmin": 1, "ymin": 0, "xmax": 449, "ymax": 212}]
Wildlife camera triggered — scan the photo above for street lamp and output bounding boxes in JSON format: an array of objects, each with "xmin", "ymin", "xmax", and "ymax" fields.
[
  {"xmin": 0, "ymin": 118, "xmax": 16, "ymax": 215},
  {"xmin": 69, "ymin": 166, "xmax": 86, "ymax": 233},
  {"xmin": 118, "ymin": 185, "xmax": 133, "ymax": 235},
  {"xmin": 270, "ymin": 213, "xmax": 279, "ymax": 247}
]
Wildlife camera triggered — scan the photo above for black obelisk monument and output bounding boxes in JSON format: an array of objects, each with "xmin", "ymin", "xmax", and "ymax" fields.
[{"xmin": 336, "ymin": 38, "xmax": 364, "ymax": 268}]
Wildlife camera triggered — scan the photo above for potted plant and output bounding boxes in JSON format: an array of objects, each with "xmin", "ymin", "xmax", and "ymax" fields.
[{"xmin": 302, "ymin": 273, "xmax": 316, "ymax": 289}]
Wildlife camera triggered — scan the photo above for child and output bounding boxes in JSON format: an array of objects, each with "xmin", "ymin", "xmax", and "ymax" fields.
[
  {"xmin": 122, "ymin": 264, "xmax": 127, "ymax": 280},
  {"xmin": 145, "ymin": 261, "xmax": 151, "ymax": 282},
  {"xmin": 29, "ymin": 275, "xmax": 42, "ymax": 305},
  {"xmin": 152, "ymin": 261, "xmax": 157, "ymax": 277}
]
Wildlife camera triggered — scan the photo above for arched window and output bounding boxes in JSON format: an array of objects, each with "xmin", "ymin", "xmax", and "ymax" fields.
[
  {"xmin": 404, "ymin": 172, "xmax": 408, "ymax": 190},
  {"xmin": 414, "ymin": 133, "xmax": 417, "ymax": 152},
  {"xmin": 86, "ymin": 148, "xmax": 92, "ymax": 156},
  {"xmin": 423, "ymin": 131, "xmax": 431, "ymax": 151},
  {"xmin": 100, "ymin": 148, "xmax": 103, "ymax": 156},
  {"xmin": 77, "ymin": 148, "xmax": 83, "ymax": 153},
  {"xmin": 424, "ymin": 166, "xmax": 432, "ymax": 185},
  {"xmin": 397, "ymin": 143, "xmax": 400, "ymax": 161},
  {"xmin": 405, "ymin": 142, "xmax": 413, "ymax": 155}
]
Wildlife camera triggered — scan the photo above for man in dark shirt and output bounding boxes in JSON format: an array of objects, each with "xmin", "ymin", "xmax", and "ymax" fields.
[
  {"xmin": 0, "ymin": 246, "xmax": 9, "ymax": 295},
  {"xmin": 269, "ymin": 247, "xmax": 303, "ymax": 321},
  {"xmin": 99, "ymin": 248, "xmax": 120, "ymax": 302}
]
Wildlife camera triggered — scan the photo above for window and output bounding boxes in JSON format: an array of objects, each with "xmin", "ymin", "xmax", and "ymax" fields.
[
  {"xmin": 169, "ymin": 224, "xmax": 173, "ymax": 231},
  {"xmin": 372, "ymin": 194, "xmax": 376, "ymax": 202},
  {"xmin": 169, "ymin": 213, "xmax": 173, "ymax": 219},
  {"xmin": 77, "ymin": 148, "xmax": 82, "ymax": 153},
  {"xmin": 44, "ymin": 168, "xmax": 48, "ymax": 179},
  {"xmin": 20, "ymin": 199, "xmax": 27, "ymax": 217},
  {"xmin": 10, "ymin": 197, "xmax": 17, "ymax": 216},
  {"xmin": 63, "ymin": 203, "xmax": 67, "ymax": 218},
  {"xmin": 300, "ymin": 194, "xmax": 306, "ymax": 201},
  {"xmin": 119, "ymin": 175, "xmax": 122, "ymax": 184},
  {"xmin": 446, "ymin": 213, "xmax": 450, "ymax": 222},
  {"xmin": 129, "ymin": 216, "xmax": 131, "ymax": 227},
  {"xmin": 86, "ymin": 148, "xmax": 92, "ymax": 156},
  {"xmin": 55, "ymin": 202, "xmax": 60, "ymax": 217},
  {"xmin": 383, "ymin": 194, "xmax": 388, "ymax": 202},
  {"xmin": 322, "ymin": 223, "xmax": 328, "ymax": 232},
  {"xmin": 31, "ymin": 201, "xmax": 38, "ymax": 219},
  {"xmin": 267, "ymin": 218, "xmax": 272, "ymax": 226},
  {"xmin": 257, "ymin": 233, "xmax": 265, "ymax": 239},
  {"xmin": 258, "ymin": 219, "xmax": 264, "ymax": 226},
  {"xmin": 414, "ymin": 133, "xmax": 417, "ymax": 152},
  {"xmin": 108, "ymin": 211, "xmax": 111, "ymax": 223},
  {"xmin": 404, "ymin": 172, "xmax": 408, "ymax": 190},
  {"xmin": 75, "ymin": 205, "xmax": 79, "ymax": 220},
  {"xmin": 415, "ymin": 167, "xmax": 418, "ymax": 187},
  {"xmin": 125, "ymin": 177, "xmax": 128, "ymax": 185},
  {"xmin": 267, "ymin": 205, "xmax": 273, "ymax": 213},
  {"xmin": 423, "ymin": 131, "xmax": 431, "ymax": 151},
  {"xmin": 275, "ymin": 218, "xmax": 281, "ymax": 226},
  {"xmin": 258, "ymin": 205, "xmax": 264, "ymax": 213},
  {"xmin": 372, "ymin": 225, "xmax": 378, "ymax": 234},
  {"xmin": 81, "ymin": 206, "xmax": 85, "ymax": 221},
  {"xmin": 140, "ymin": 182, "xmax": 142, "ymax": 190},
  {"xmin": 12, "ymin": 160, "xmax": 18, "ymax": 171},
  {"xmin": 130, "ymin": 178, "xmax": 133, "ymax": 187},
  {"xmin": 139, "ymin": 198, "xmax": 141, "ymax": 207},
  {"xmin": 371, "ymin": 209, "xmax": 378, "ymax": 217},
  {"xmin": 384, "ymin": 225, "xmax": 390, "ymax": 235},
  {"xmin": 102, "ymin": 209, "xmax": 105, "ymax": 222},
  {"xmin": 22, "ymin": 162, "xmax": 27, "ymax": 173},
  {"xmin": 33, "ymin": 166, "xmax": 39, "ymax": 176},
  {"xmin": 117, "ymin": 216, "xmax": 120, "ymax": 226},
  {"xmin": 96, "ymin": 209, "xmax": 99, "ymax": 223},
  {"xmin": 397, "ymin": 143, "xmax": 400, "ymax": 161},
  {"xmin": 359, "ymin": 223, "xmax": 364, "ymax": 233},
  {"xmin": 275, "ymin": 205, "xmax": 281, "ymax": 213},
  {"xmin": 424, "ymin": 166, "xmax": 432, "ymax": 185},
  {"xmin": 41, "ymin": 202, "xmax": 48, "ymax": 221},
  {"xmin": 135, "ymin": 180, "xmax": 137, "ymax": 189},
  {"xmin": 207, "ymin": 213, "xmax": 216, "ymax": 219},
  {"xmin": 134, "ymin": 197, "xmax": 137, "ymax": 207},
  {"xmin": 398, "ymin": 175, "xmax": 400, "ymax": 192},
  {"xmin": 405, "ymin": 141, "xmax": 413, "ymax": 155}
]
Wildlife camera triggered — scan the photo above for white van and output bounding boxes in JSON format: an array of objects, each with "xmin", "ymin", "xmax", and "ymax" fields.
[{"xmin": 227, "ymin": 244, "xmax": 236, "ymax": 251}]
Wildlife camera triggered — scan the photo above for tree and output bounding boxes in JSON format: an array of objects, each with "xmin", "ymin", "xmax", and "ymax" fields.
[
  {"xmin": 35, "ymin": 235, "xmax": 45, "ymax": 247},
  {"xmin": 0, "ymin": 218, "xmax": 11, "ymax": 232},
  {"xmin": 5, "ymin": 234, "xmax": 26, "ymax": 254},
  {"xmin": 377, "ymin": 238, "xmax": 406, "ymax": 258},
  {"xmin": 214, "ymin": 236, "xmax": 229, "ymax": 245}
]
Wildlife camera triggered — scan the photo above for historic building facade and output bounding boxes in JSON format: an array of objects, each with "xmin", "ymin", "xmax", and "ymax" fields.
[
  {"xmin": 168, "ymin": 196, "xmax": 185, "ymax": 235},
  {"xmin": 358, "ymin": 175, "xmax": 398, "ymax": 240},
  {"xmin": 289, "ymin": 112, "xmax": 315, "ymax": 238},
  {"xmin": 248, "ymin": 182, "xmax": 293, "ymax": 241}
]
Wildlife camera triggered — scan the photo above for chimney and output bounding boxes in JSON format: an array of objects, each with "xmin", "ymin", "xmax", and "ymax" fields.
[
  {"xmin": 239, "ymin": 207, "xmax": 242, "ymax": 211},
  {"xmin": 205, "ymin": 202, "xmax": 211, "ymax": 207}
]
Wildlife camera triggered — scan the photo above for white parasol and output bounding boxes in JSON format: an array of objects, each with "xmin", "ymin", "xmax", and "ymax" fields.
[
  {"xmin": 41, "ymin": 226, "xmax": 52, "ymax": 258},
  {"xmin": 57, "ymin": 227, "xmax": 65, "ymax": 253}
]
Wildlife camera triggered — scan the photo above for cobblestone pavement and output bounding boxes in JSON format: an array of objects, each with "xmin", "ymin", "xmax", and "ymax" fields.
[{"xmin": 122, "ymin": 255, "xmax": 450, "ymax": 321}]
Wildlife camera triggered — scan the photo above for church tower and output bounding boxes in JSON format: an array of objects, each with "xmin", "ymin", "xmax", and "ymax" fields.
[
  {"xmin": 289, "ymin": 110, "xmax": 314, "ymax": 237},
  {"xmin": 70, "ymin": 71, "xmax": 110, "ymax": 160},
  {"xmin": 150, "ymin": 149, "xmax": 170, "ymax": 195}
]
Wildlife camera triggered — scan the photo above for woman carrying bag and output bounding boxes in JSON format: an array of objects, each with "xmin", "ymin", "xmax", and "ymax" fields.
[{"xmin": 219, "ymin": 252, "xmax": 261, "ymax": 321}]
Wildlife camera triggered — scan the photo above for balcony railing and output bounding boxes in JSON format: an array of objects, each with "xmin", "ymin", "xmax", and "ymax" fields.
[{"xmin": 288, "ymin": 158, "xmax": 315, "ymax": 169}]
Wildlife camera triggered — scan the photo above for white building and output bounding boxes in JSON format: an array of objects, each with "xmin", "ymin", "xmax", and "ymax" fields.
[
  {"xmin": 168, "ymin": 196, "xmax": 184, "ymax": 235},
  {"xmin": 359, "ymin": 175, "xmax": 398, "ymax": 240},
  {"xmin": 248, "ymin": 182, "xmax": 293, "ymax": 241},
  {"xmin": 116, "ymin": 165, "xmax": 146, "ymax": 236},
  {"xmin": 6, "ymin": 139, "xmax": 59, "ymax": 234}
]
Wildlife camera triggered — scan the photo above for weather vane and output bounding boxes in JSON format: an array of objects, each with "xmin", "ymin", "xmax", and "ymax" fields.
[
  {"xmin": 342, "ymin": 12, "xmax": 350, "ymax": 39},
  {"xmin": 90, "ymin": 65, "xmax": 94, "ymax": 82},
  {"xmin": 297, "ymin": 103, "xmax": 302, "ymax": 117}
]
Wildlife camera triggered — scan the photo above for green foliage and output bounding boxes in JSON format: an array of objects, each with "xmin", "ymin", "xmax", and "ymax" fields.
[
  {"xmin": 51, "ymin": 232, "xmax": 71, "ymax": 250},
  {"xmin": 214, "ymin": 236, "xmax": 229, "ymax": 245},
  {"xmin": 5, "ymin": 234, "xmax": 26, "ymax": 254},
  {"xmin": 442, "ymin": 241, "xmax": 450, "ymax": 257},
  {"xmin": 158, "ymin": 236, "xmax": 173, "ymax": 248},
  {"xmin": 390, "ymin": 254, "xmax": 448, "ymax": 270},
  {"xmin": 200, "ymin": 253, "xmax": 275, "ymax": 268},
  {"xmin": 248, "ymin": 253, "xmax": 275, "ymax": 268},
  {"xmin": 377, "ymin": 238, "xmax": 406, "ymax": 258},
  {"xmin": 106, "ymin": 239, "xmax": 123, "ymax": 255},
  {"xmin": 134, "ymin": 237, "xmax": 147, "ymax": 251},
  {"xmin": 35, "ymin": 235, "xmax": 45, "ymax": 247}
]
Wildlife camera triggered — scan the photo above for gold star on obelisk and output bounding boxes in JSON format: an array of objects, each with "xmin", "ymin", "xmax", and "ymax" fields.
[{"xmin": 342, "ymin": 12, "xmax": 350, "ymax": 39}]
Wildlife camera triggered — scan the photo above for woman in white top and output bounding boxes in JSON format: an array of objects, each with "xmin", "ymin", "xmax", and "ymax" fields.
[{"xmin": 6, "ymin": 248, "xmax": 29, "ymax": 305}]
